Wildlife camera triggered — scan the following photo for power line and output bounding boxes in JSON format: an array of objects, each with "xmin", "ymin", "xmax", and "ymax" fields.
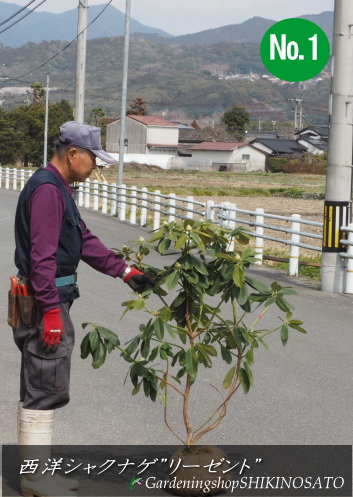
[
  {"xmin": 0, "ymin": 0, "xmax": 46, "ymax": 36},
  {"xmin": 0, "ymin": 0, "xmax": 38, "ymax": 27},
  {"xmin": 1, "ymin": 0, "xmax": 113, "ymax": 82}
]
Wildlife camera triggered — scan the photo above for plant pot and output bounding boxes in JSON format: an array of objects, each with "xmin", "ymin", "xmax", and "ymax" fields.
[{"xmin": 166, "ymin": 445, "xmax": 232, "ymax": 496}]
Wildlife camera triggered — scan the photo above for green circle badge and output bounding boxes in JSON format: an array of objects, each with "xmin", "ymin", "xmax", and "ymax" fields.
[{"xmin": 260, "ymin": 18, "xmax": 331, "ymax": 82}]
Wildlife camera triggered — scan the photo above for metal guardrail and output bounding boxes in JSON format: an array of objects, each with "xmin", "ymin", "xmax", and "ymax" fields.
[{"xmin": 0, "ymin": 166, "xmax": 329, "ymax": 280}]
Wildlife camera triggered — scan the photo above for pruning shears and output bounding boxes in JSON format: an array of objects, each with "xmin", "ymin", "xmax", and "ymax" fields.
[{"xmin": 10, "ymin": 276, "xmax": 29, "ymax": 296}]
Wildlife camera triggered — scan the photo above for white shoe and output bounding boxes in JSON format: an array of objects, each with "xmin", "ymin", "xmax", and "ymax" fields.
[{"xmin": 18, "ymin": 405, "xmax": 79, "ymax": 496}]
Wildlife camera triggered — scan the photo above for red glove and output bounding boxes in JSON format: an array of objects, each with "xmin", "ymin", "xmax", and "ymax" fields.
[
  {"xmin": 123, "ymin": 267, "xmax": 156, "ymax": 293},
  {"xmin": 41, "ymin": 309, "xmax": 64, "ymax": 353}
]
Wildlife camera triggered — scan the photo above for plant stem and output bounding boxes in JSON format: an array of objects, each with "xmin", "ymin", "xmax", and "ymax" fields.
[{"xmin": 193, "ymin": 346, "xmax": 242, "ymax": 444}]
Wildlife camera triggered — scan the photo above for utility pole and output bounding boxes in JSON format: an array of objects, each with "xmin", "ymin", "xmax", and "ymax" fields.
[
  {"xmin": 118, "ymin": 0, "xmax": 132, "ymax": 187},
  {"xmin": 288, "ymin": 98, "xmax": 303, "ymax": 131},
  {"xmin": 321, "ymin": 0, "xmax": 353, "ymax": 293},
  {"xmin": 74, "ymin": 0, "xmax": 88, "ymax": 123},
  {"xmin": 258, "ymin": 117, "xmax": 262, "ymax": 132},
  {"xmin": 43, "ymin": 74, "xmax": 49, "ymax": 166}
]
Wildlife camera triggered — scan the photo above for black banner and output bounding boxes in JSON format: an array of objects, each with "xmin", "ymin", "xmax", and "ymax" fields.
[{"xmin": 2, "ymin": 445, "xmax": 352, "ymax": 496}]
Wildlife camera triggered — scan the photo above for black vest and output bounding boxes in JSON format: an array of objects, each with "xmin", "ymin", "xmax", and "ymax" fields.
[{"xmin": 14, "ymin": 168, "xmax": 82, "ymax": 303}]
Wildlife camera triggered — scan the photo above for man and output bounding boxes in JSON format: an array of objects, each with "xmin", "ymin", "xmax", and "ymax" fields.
[{"xmin": 13, "ymin": 121, "xmax": 155, "ymax": 497}]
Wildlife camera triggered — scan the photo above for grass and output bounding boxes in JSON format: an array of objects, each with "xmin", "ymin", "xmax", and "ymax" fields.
[
  {"xmin": 262, "ymin": 248, "xmax": 322, "ymax": 280},
  {"xmin": 101, "ymin": 168, "xmax": 326, "ymax": 198}
]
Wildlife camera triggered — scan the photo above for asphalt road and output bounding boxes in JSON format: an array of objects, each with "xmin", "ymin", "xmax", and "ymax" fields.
[{"xmin": 0, "ymin": 187, "xmax": 352, "ymax": 448}]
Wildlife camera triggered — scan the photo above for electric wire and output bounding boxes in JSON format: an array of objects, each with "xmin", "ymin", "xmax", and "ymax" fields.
[
  {"xmin": 0, "ymin": 0, "xmax": 47, "ymax": 36},
  {"xmin": 0, "ymin": 0, "xmax": 38, "ymax": 27},
  {"xmin": 0, "ymin": 0, "xmax": 113, "ymax": 82}
]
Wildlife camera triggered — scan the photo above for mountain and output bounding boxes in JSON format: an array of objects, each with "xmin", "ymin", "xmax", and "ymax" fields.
[
  {"xmin": 132, "ymin": 12, "xmax": 334, "ymax": 46},
  {"xmin": 0, "ymin": 1, "xmax": 172, "ymax": 47}
]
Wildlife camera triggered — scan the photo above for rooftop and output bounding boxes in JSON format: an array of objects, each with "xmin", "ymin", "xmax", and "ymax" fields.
[
  {"xmin": 189, "ymin": 141, "xmax": 249, "ymax": 151},
  {"xmin": 251, "ymin": 138, "xmax": 307, "ymax": 154},
  {"xmin": 127, "ymin": 115, "xmax": 179, "ymax": 127}
]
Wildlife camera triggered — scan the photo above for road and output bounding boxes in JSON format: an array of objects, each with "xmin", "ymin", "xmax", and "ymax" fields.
[{"xmin": 0, "ymin": 187, "xmax": 352, "ymax": 448}]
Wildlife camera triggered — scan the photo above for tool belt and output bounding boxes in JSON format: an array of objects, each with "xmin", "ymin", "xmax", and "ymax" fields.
[
  {"xmin": 8, "ymin": 276, "xmax": 35, "ymax": 329},
  {"xmin": 7, "ymin": 273, "xmax": 77, "ymax": 329}
]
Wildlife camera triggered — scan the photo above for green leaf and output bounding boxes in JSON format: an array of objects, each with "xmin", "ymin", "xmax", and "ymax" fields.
[
  {"xmin": 149, "ymin": 229, "xmax": 164, "ymax": 242},
  {"xmin": 149, "ymin": 347, "xmax": 159, "ymax": 362},
  {"xmin": 232, "ymin": 327, "xmax": 244, "ymax": 349},
  {"xmin": 82, "ymin": 322, "xmax": 92, "ymax": 330},
  {"xmin": 171, "ymin": 292, "xmax": 186, "ymax": 308},
  {"xmin": 237, "ymin": 283, "xmax": 249, "ymax": 306},
  {"xmin": 271, "ymin": 282, "xmax": 282, "ymax": 292},
  {"xmin": 185, "ymin": 349, "xmax": 198, "ymax": 379},
  {"xmin": 281, "ymin": 324, "xmax": 289, "ymax": 346},
  {"xmin": 132, "ymin": 381, "xmax": 142, "ymax": 395},
  {"xmin": 191, "ymin": 256, "xmax": 209, "ymax": 275},
  {"xmin": 176, "ymin": 367, "xmax": 186, "ymax": 379},
  {"xmin": 222, "ymin": 366, "xmax": 236, "ymax": 389},
  {"xmin": 154, "ymin": 318, "xmax": 165, "ymax": 340},
  {"xmin": 92, "ymin": 340, "xmax": 106, "ymax": 369},
  {"xmin": 245, "ymin": 348, "xmax": 254, "ymax": 366},
  {"xmin": 276, "ymin": 296, "xmax": 295, "ymax": 313},
  {"xmin": 158, "ymin": 238, "xmax": 171, "ymax": 254},
  {"xmin": 244, "ymin": 362, "xmax": 253, "ymax": 386},
  {"xmin": 133, "ymin": 299, "xmax": 146, "ymax": 311},
  {"xmin": 233, "ymin": 266, "xmax": 244, "ymax": 287},
  {"xmin": 244, "ymin": 276, "xmax": 269, "ymax": 294},
  {"xmin": 141, "ymin": 340, "xmax": 150, "ymax": 359},
  {"xmin": 288, "ymin": 323, "xmax": 307, "ymax": 333},
  {"xmin": 239, "ymin": 368, "xmax": 250, "ymax": 394},
  {"xmin": 175, "ymin": 233, "xmax": 188, "ymax": 249},
  {"xmin": 160, "ymin": 348, "xmax": 168, "ymax": 360},
  {"xmin": 190, "ymin": 232, "xmax": 206, "ymax": 251},
  {"xmin": 158, "ymin": 306, "xmax": 171, "ymax": 322},
  {"xmin": 89, "ymin": 330, "xmax": 99, "ymax": 352},
  {"xmin": 280, "ymin": 288, "xmax": 297, "ymax": 295},
  {"xmin": 166, "ymin": 271, "xmax": 179, "ymax": 291},
  {"xmin": 185, "ymin": 271, "xmax": 199, "ymax": 285},
  {"xmin": 131, "ymin": 362, "xmax": 148, "ymax": 378},
  {"xmin": 143, "ymin": 378, "xmax": 150, "ymax": 397},
  {"xmin": 96, "ymin": 326, "xmax": 120, "ymax": 347},
  {"xmin": 200, "ymin": 344, "xmax": 217, "ymax": 357},
  {"xmin": 165, "ymin": 322, "xmax": 176, "ymax": 339},
  {"xmin": 195, "ymin": 345, "xmax": 212, "ymax": 367},
  {"xmin": 124, "ymin": 336, "xmax": 140, "ymax": 356},
  {"xmin": 80, "ymin": 334, "xmax": 91, "ymax": 360},
  {"xmin": 220, "ymin": 345, "xmax": 232, "ymax": 364}
]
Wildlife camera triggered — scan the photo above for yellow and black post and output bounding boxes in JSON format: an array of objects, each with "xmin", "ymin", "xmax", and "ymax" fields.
[{"xmin": 323, "ymin": 201, "xmax": 351, "ymax": 252}]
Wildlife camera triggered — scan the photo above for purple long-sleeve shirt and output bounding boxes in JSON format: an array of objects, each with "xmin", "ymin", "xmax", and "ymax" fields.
[{"xmin": 28, "ymin": 163, "xmax": 127, "ymax": 312}]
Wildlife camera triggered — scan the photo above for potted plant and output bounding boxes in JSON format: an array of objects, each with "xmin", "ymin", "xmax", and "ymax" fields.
[{"xmin": 80, "ymin": 219, "xmax": 306, "ymax": 494}]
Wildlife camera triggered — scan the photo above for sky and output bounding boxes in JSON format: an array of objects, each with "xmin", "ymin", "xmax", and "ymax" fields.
[{"xmin": 1, "ymin": 0, "xmax": 335, "ymax": 35}]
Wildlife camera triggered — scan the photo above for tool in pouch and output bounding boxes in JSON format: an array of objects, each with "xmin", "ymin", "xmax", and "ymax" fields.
[{"xmin": 7, "ymin": 276, "xmax": 36, "ymax": 329}]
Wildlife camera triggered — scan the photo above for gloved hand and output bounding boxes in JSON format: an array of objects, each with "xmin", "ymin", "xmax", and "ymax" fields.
[
  {"xmin": 41, "ymin": 308, "xmax": 64, "ymax": 353},
  {"xmin": 123, "ymin": 267, "xmax": 156, "ymax": 293}
]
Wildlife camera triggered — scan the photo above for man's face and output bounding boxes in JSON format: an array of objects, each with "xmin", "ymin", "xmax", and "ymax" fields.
[{"xmin": 67, "ymin": 148, "xmax": 97, "ymax": 183}]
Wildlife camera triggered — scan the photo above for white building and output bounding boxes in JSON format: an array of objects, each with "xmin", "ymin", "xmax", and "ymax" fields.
[
  {"xmin": 188, "ymin": 142, "xmax": 267, "ymax": 172},
  {"xmin": 106, "ymin": 115, "xmax": 180, "ymax": 155}
]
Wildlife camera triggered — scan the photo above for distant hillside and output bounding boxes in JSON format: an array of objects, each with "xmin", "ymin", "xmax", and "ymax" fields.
[
  {"xmin": 0, "ymin": 37, "xmax": 330, "ymax": 124},
  {"xmin": 133, "ymin": 12, "xmax": 333, "ymax": 45},
  {"xmin": 0, "ymin": 1, "xmax": 171, "ymax": 47}
]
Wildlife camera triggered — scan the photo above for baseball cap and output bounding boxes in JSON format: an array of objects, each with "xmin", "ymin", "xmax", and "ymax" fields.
[{"xmin": 59, "ymin": 121, "xmax": 117, "ymax": 166}]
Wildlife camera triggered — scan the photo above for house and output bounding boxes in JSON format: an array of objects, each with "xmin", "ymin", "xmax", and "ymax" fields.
[
  {"xmin": 250, "ymin": 138, "xmax": 307, "ymax": 157},
  {"xmin": 106, "ymin": 115, "xmax": 180, "ymax": 155},
  {"xmin": 188, "ymin": 142, "xmax": 267, "ymax": 172},
  {"xmin": 297, "ymin": 138, "xmax": 328, "ymax": 156},
  {"xmin": 295, "ymin": 125, "xmax": 329, "ymax": 141}
]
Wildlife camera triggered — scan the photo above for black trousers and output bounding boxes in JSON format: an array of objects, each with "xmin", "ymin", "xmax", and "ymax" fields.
[{"xmin": 13, "ymin": 302, "xmax": 75, "ymax": 410}]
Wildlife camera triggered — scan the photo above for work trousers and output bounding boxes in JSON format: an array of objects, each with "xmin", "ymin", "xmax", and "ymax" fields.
[{"xmin": 13, "ymin": 302, "xmax": 75, "ymax": 410}]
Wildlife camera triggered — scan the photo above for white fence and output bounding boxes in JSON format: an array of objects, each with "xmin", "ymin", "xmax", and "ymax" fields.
[{"xmin": 0, "ymin": 166, "xmax": 326, "ymax": 280}]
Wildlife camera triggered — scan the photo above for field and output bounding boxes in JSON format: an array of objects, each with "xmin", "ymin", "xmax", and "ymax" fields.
[{"xmin": 101, "ymin": 168, "xmax": 325, "ymax": 276}]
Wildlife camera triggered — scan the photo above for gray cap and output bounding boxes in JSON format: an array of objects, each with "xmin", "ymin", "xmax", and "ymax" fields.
[{"xmin": 59, "ymin": 121, "xmax": 117, "ymax": 165}]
